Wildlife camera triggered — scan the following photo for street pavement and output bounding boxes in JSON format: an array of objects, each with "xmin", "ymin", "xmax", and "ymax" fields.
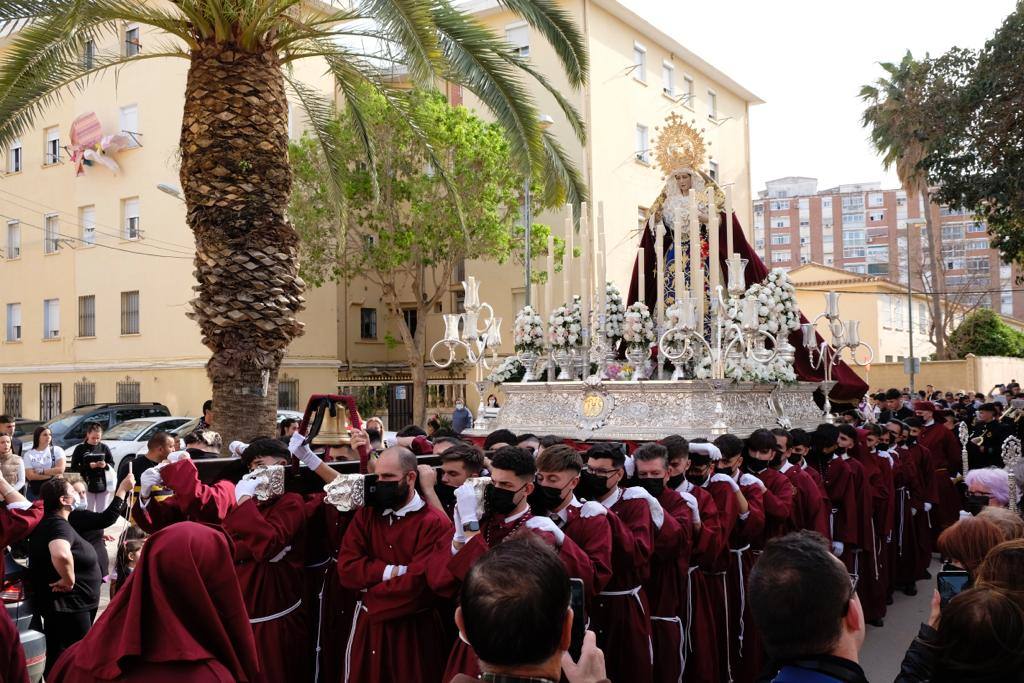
[{"xmin": 860, "ymin": 557, "xmax": 941, "ymax": 683}]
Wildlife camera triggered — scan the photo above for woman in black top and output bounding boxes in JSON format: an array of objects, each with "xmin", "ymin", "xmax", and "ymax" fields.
[
  {"xmin": 66, "ymin": 473, "xmax": 134, "ymax": 579},
  {"xmin": 29, "ymin": 476, "xmax": 102, "ymax": 676},
  {"xmin": 68, "ymin": 423, "xmax": 114, "ymax": 512}
]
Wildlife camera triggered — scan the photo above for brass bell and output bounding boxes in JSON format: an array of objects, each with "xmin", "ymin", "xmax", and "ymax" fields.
[{"xmin": 311, "ymin": 400, "xmax": 352, "ymax": 447}]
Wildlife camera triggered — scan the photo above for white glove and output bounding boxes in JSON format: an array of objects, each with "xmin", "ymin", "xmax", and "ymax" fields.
[
  {"xmin": 455, "ymin": 482, "xmax": 479, "ymax": 524},
  {"xmin": 959, "ymin": 509, "xmax": 972, "ymax": 520},
  {"xmin": 710, "ymin": 472, "xmax": 740, "ymax": 493},
  {"xmin": 679, "ymin": 490, "xmax": 701, "ymax": 526},
  {"xmin": 911, "ymin": 507, "xmax": 918, "ymax": 516},
  {"xmin": 167, "ymin": 450, "xmax": 190, "ymax": 464},
  {"xmin": 580, "ymin": 500, "xmax": 607, "ymax": 519},
  {"xmin": 288, "ymin": 431, "xmax": 322, "ymax": 470},
  {"xmin": 452, "ymin": 507, "xmax": 467, "ymax": 548},
  {"xmin": 229, "ymin": 441, "xmax": 249, "ymax": 457},
  {"xmin": 689, "ymin": 442, "xmax": 723, "ymax": 462},
  {"xmin": 624, "ymin": 486, "xmax": 665, "ymax": 529},
  {"xmin": 234, "ymin": 477, "xmax": 264, "ymax": 503},
  {"xmin": 383, "ymin": 564, "xmax": 408, "ymax": 581},
  {"xmin": 526, "ymin": 516, "xmax": 566, "ymax": 546},
  {"xmin": 831, "ymin": 541, "xmax": 844, "ymax": 557},
  {"xmin": 624, "ymin": 455, "xmax": 636, "ymax": 478},
  {"xmin": 923, "ymin": 502, "xmax": 933, "ymax": 513},
  {"xmin": 6, "ymin": 501, "xmax": 31, "ymax": 511},
  {"xmin": 140, "ymin": 468, "xmax": 163, "ymax": 499},
  {"xmin": 738, "ymin": 473, "xmax": 767, "ymax": 491}
]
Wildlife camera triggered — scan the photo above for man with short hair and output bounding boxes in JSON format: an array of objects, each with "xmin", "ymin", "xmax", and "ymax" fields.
[
  {"xmin": 198, "ymin": 399, "xmax": 213, "ymax": 430},
  {"xmin": 439, "ymin": 446, "xmax": 593, "ymax": 680},
  {"xmin": 451, "ymin": 536, "xmax": 608, "ymax": 683},
  {"xmin": 419, "ymin": 443, "xmax": 485, "ymax": 520},
  {"xmin": 662, "ymin": 435, "xmax": 724, "ymax": 683},
  {"xmin": 0, "ymin": 415, "xmax": 22, "ymax": 456},
  {"xmin": 182, "ymin": 429, "xmax": 222, "ymax": 459},
  {"xmin": 483, "ymin": 429, "xmax": 517, "ymax": 451},
  {"xmin": 634, "ymin": 442, "xmax": 692, "ymax": 683},
  {"xmin": 338, "ymin": 446, "xmax": 454, "ymax": 683},
  {"xmin": 749, "ymin": 531, "xmax": 868, "ymax": 683},
  {"xmin": 774, "ymin": 428, "xmax": 829, "ymax": 538},
  {"xmin": 885, "ymin": 420, "xmax": 923, "ymax": 597},
  {"xmin": 968, "ymin": 402, "xmax": 1010, "ymax": 469},
  {"xmin": 117, "ymin": 430, "xmax": 174, "ymax": 491},
  {"xmin": 745, "ymin": 429, "xmax": 795, "ymax": 540},
  {"xmin": 534, "ymin": 444, "xmax": 613, "ymax": 597},
  {"xmin": 577, "ymin": 442, "xmax": 661, "ymax": 683},
  {"xmin": 516, "ymin": 433, "xmax": 541, "ymax": 454},
  {"xmin": 913, "ymin": 400, "xmax": 962, "ymax": 540}
]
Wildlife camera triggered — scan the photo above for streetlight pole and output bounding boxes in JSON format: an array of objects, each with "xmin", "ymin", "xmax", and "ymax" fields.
[{"xmin": 524, "ymin": 114, "xmax": 555, "ymax": 308}]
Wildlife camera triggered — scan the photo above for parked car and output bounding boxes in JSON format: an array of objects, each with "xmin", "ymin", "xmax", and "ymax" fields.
[
  {"xmin": 4, "ymin": 553, "xmax": 44, "ymax": 682},
  {"xmin": 10, "ymin": 420, "xmax": 44, "ymax": 440},
  {"xmin": 170, "ymin": 410, "xmax": 305, "ymax": 443},
  {"xmin": 43, "ymin": 403, "xmax": 171, "ymax": 450},
  {"xmin": 100, "ymin": 416, "xmax": 192, "ymax": 469}
]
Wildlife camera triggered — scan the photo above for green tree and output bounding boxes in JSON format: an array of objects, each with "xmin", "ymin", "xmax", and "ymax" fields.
[
  {"xmin": 949, "ymin": 308, "xmax": 1024, "ymax": 358},
  {"xmin": 927, "ymin": 6, "xmax": 1024, "ymax": 264},
  {"xmin": 861, "ymin": 53, "xmax": 951, "ymax": 358},
  {"xmin": 0, "ymin": 0, "xmax": 587, "ymax": 444},
  {"xmin": 290, "ymin": 90, "xmax": 562, "ymax": 425}
]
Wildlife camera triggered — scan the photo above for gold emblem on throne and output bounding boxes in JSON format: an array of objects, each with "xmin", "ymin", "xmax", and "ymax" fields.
[
  {"xmin": 582, "ymin": 394, "xmax": 606, "ymax": 418},
  {"xmin": 653, "ymin": 113, "xmax": 708, "ymax": 177}
]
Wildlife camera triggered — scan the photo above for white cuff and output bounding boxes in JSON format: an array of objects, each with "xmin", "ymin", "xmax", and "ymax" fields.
[
  {"xmin": 5, "ymin": 501, "xmax": 30, "ymax": 511},
  {"xmin": 396, "ymin": 565, "xmax": 408, "ymax": 577},
  {"xmin": 383, "ymin": 564, "xmax": 395, "ymax": 581},
  {"xmin": 739, "ymin": 511, "xmax": 750, "ymax": 521}
]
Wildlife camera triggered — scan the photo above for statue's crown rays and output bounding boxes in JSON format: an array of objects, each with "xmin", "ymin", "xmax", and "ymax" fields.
[{"xmin": 653, "ymin": 113, "xmax": 708, "ymax": 177}]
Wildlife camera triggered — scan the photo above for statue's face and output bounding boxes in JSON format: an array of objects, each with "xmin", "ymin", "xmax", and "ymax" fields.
[{"xmin": 675, "ymin": 171, "xmax": 692, "ymax": 193}]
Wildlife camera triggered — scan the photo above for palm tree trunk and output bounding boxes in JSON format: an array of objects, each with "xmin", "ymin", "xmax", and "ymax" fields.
[
  {"xmin": 921, "ymin": 191, "xmax": 947, "ymax": 359},
  {"xmin": 179, "ymin": 43, "xmax": 305, "ymax": 447}
]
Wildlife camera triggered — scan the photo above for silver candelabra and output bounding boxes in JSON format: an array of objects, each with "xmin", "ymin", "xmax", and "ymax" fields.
[
  {"xmin": 803, "ymin": 291, "xmax": 874, "ymax": 423},
  {"xmin": 430, "ymin": 276, "xmax": 502, "ymax": 430}
]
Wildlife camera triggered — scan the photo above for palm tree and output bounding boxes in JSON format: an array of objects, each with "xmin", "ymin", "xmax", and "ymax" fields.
[
  {"xmin": 861, "ymin": 52, "xmax": 948, "ymax": 359},
  {"xmin": 0, "ymin": 0, "xmax": 587, "ymax": 443}
]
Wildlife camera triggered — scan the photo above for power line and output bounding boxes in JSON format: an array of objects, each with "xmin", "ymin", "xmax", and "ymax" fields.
[
  {"xmin": 0, "ymin": 212, "xmax": 192, "ymax": 260},
  {"xmin": 0, "ymin": 187, "xmax": 195, "ymax": 255}
]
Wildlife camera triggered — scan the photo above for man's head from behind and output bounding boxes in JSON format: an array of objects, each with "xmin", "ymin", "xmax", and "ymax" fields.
[
  {"xmin": 456, "ymin": 535, "xmax": 571, "ymax": 673},
  {"xmin": 749, "ymin": 531, "xmax": 864, "ymax": 663}
]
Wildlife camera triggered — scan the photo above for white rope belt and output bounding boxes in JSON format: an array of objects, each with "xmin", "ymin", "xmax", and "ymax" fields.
[
  {"xmin": 721, "ymin": 573, "xmax": 733, "ymax": 683},
  {"xmin": 729, "ymin": 545, "xmax": 750, "ymax": 653},
  {"xmin": 897, "ymin": 487, "xmax": 907, "ymax": 557},
  {"xmin": 685, "ymin": 565, "xmax": 699, "ymax": 663},
  {"xmin": 268, "ymin": 544, "xmax": 293, "ymax": 563},
  {"xmin": 343, "ymin": 600, "xmax": 367, "ymax": 683},
  {"xmin": 650, "ymin": 615, "xmax": 685, "ymax": 683},
  {"xmin": 598, "ymin": 585, "xmax": 651, "ymax": 664},
  {"xmin": 249, "ymin": 598, "xmax": 302, "ymax": 624}
]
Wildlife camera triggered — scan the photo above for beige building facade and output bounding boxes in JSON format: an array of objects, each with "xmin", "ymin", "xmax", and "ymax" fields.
[{"xmin": 1, "ymin": 1, "xmax": 758, "ymax": 426}]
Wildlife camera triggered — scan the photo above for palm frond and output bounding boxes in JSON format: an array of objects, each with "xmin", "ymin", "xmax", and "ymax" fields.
[
  {"xmin": 540, "ymin": 129, "xmax": 586, "ymax": 206},
  {"xmin": 283, "ymin": 76, "xmax": 352, "ymax": 200},
  {"xmin": 359, "ymin": 0, "xmax": 441, "ymax": 83},
  {"xmin": 496, "ymin": 0, "xmax": 587, "ymax": 87},
  {"xmin": 501, "ymin": 50, "xmax": 585, "ymax": 144}
]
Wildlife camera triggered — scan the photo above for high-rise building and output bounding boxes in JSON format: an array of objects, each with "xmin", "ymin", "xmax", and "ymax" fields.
[{"xmin": 753, "ymin": 177, "xmax": 1023, "ymax": 320}]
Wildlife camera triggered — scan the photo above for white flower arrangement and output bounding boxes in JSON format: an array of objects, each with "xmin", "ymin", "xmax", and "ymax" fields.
[
  {"xmin": 548, "ymin": 297, "xmax": 583, "ymax": 350},
  {"xmin": 487, "ymin": 356, "xmax": 524, "ymax": 384},
  {"xmin": 602, "ymin": 283, "xmax": 625, "ymax": 345},
  {"xmin": 662, "ymin": 303, "xmax": 689, "ymax": 345},
  {"xmin": 622, "ymin": 301, "xmax": 656, "ymax": 350},
  {"xmin": 513, "ymin": 305, "xmax": 545, "ymax": 353},
  {"xmin": 692, "ymin": 269, "xmax": 800, "ymax": 383}
]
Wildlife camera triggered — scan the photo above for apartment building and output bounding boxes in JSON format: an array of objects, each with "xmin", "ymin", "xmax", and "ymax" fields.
[{"xmin": 752, "ymin": 177, "xmax": 1023, "ymax": 320}]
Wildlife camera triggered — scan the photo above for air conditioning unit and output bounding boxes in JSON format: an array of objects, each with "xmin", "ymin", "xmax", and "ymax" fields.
[{"xmin": 49, "ymin": 329, "xmax": 59, "ymax": 338}]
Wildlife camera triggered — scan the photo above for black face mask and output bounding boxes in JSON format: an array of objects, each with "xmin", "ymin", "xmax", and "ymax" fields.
[
  {"xmin": 434, "ymin": 482, "xmax": 457, "ymax": 510},
  {"xmin": 686, "ymin": 470, "xmax": 711, "ymax": 487},
  {"xmin": 714, "ymin": 466, "xmax": 733, "ymax": 477},
  {"xmin": 636, "ymin": 478, "xmax": 665, "ymax": 497},
  {"xmin": 788, "ymin": 452, "xmax": 805, "ymax": 465},
  {"xmin": 576, "ymin": 470, "xmax": 613, "ymax": 501},
  {"xmin": 744, "ymin": 457, "xmax": 769, "ymax": 474},
  {"xmin": 905, "ymin": 436, "xmax": 918, "ymax": 446},
  {"xmin": 370, "ymin": 480, "xmax": 409, "ymax": 510},
  {"xmin": 667, "ymin": 472, "xmax": 686, "ymax": 490},
  {"xmin": 528, "ymin": 482, "xmax": 570, "ymax": 515},
  {"xmin": 484, "ymin": 483, "xmax": 524, "ymax": 517},
  {"xmin": 964, "ymin": 493, "xmax": 989, "ymax": 516}
]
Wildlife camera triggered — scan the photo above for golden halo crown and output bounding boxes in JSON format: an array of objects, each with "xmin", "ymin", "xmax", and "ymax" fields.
[{"xmin": 653, "ymin": 113, "xmax": 708, "ymax": 177}]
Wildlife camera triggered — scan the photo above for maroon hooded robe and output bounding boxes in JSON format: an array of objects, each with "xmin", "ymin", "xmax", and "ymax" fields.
[
  {"xmin": 647, "ymin": 489, "xmax": 691, "ymax": 683},
  {"xmin": 918, "ymin": 421, "xmax": 963, "ymax": 542},
  {"xmin": 0, "ymin": 502, "xmax": 42, "ymax": 683},
  {"xmin": 675, "ymin": 482, "xmax": 723, "ymax": 683}
]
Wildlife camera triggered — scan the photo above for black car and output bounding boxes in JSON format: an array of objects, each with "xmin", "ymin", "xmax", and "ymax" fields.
[
  {"xmin": 44, "ymin": 403, "xmax": 171, "ymax": 450},
  {"xmin": 4, "ymin": 553, "xmax": 44, "ymax": 682},
  {"xmin": 11, "ymin": 420, "xmax": 44, "ymax": 440}
]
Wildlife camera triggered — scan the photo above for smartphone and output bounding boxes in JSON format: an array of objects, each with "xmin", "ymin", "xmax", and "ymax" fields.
[
  {"xmin": 569, "ymin": 577, "xmax": 586, "ymax": 660},
  {"xmin": 937, "ymin": 569, "xmax": 970, "ymax": 608},
  {"xmin": 362, "ymin": 473, "xmax": 379, "ymax": 502}
]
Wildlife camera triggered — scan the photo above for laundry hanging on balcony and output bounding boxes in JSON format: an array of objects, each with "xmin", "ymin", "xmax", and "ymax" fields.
[{"xmin": 69, "ymin": 112, "xmax": 134, "ymax": 176}]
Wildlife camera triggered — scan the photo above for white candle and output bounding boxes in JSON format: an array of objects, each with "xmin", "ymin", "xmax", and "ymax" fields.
[
  {"xmin": 579, "ymin": 203, "xmax": 590, "ymax": 332},
  {"xmin": 688, "ymin": 189, "xmax": 699, "ymax": 291},
  {"xmin": 725, "ymin": 186, "xmax": 734, "ymax": 257},
  {"xmin": 562, "ymin": 212, "xmax": 573, "ymax": 306},
  {"xmin": 707, "ymin": 187, "xmax": 719, "ymax": 293},
  {"xmin": 673, "ymin": 212, "xmax": 683, "ymax": 303},
  {"xmin": 742, "ymin": 296, "xmax": 759, "ymax": 330},
  {"xmin": 638, "ymin": 246, "xmax": 646, "ymax": 303},
  {"xmin": 598, "ymin": 203, "xmax": 607, "ymax": 323},
  {"xmin": 656, "ymin": 220, "xmax": 665, "ymax": 324},
  {"xmin": 693, "ymin": 268, "xmax": 704, "ymax": 320},
  {"xmin": 545, "ymin": 235, "xmax": 555, "ymax": 319}
]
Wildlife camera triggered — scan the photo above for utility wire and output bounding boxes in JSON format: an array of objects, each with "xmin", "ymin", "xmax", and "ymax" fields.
[{"xmin": 0, "ymin": 212, "xmax": 192, "ymax": 260}]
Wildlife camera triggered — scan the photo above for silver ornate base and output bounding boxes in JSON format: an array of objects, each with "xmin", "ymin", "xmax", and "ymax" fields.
[{"xmin": 465, "ymin": 379, "xmax": 823, "ymax": 441}]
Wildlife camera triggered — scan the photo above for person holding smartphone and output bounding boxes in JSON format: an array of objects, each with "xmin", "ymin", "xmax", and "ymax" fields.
[{"xmin": 69, "ymin": 423, "xmax": 114, "ymax": 512}]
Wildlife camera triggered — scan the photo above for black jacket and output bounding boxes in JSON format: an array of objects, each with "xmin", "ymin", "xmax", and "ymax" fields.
[{"xmin": 895, "ymin": 623, "xmax": 937, "ymax": 683}]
